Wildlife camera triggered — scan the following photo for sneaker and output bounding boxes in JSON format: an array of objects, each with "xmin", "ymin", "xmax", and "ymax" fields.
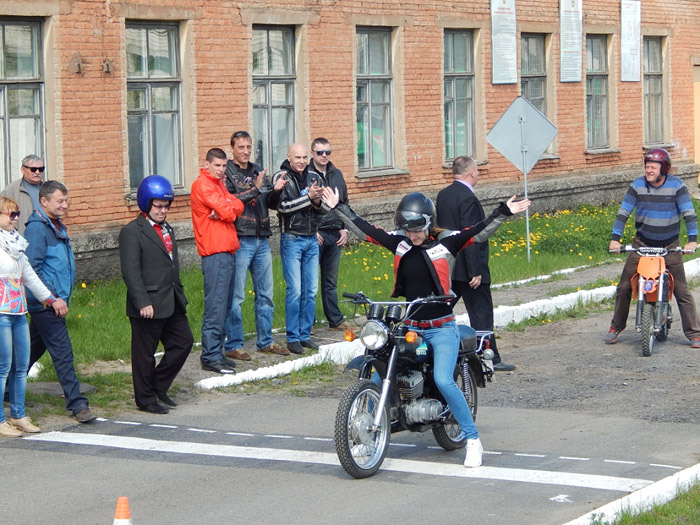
[
  {"xmin": 224, "ymin": 349, "xmax": 252, "ymax": 361},
  {"xmin": 258, "ymin": 343, "xmax": 291, "ymax": 356},
  {"xmin": 603, "ymin": 328, "xmax": 620, "ymax": 344},
  {"xmin": 0, "ymin": 420, "xmax": 23, "ymax": 438},
  {"xmin": 9, "ymin": 416, "xmax": 41, "ymax": 433},
  {"xmin": 201, "ymin": 361, "xmax": 236, "ymax": 374},
  {"xmin": 287, "ymin": 341, "xmax": 305, "ymax": 355},
  {"xmin": 74, "ymin": 408, "xmax": 97, "ymax": 424},
  {"xmin": 301, "ymin": 339, "xmax": 319, "ymax": 351},
  {"xmin": 691, "ymin": 338, "xmax": 700, "ymax": 349},
  {"xmin": 464, "ymin": 438, "xmax": 483, "ymax": 468}
]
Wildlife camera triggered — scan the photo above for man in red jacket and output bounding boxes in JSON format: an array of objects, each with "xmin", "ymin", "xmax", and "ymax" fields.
[{"xmin": 191, "ymin": 148, "xmax": 244, "ymax": 374}]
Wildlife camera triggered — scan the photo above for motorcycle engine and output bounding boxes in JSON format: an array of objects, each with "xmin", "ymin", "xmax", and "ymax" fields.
[
  {"xmin": 404, "ymin": 399, "xmax": 444, "ymax": 424},
  {"xmin": 396, "ymin": 370, "xmax": 424, "ymax": 400}
]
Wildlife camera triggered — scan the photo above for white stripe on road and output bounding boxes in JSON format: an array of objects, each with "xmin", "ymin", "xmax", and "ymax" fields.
[{"xmin": 26, "ymin": 432, "xmax": 652, "ymax": 492}]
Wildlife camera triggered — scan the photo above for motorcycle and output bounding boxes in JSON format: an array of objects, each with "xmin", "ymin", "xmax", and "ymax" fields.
[
  {"xmin": 334, "ymin": 291, "xmax": 495, "ymax": 479},
  {"xmin": 619, "ymin": 245, "xmax": 690, "ymax": 356}
]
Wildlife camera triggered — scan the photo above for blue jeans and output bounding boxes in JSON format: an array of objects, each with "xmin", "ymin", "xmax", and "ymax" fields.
[
  {"xmin": 280, "ymin": 233, "xmax": 319, "ymax": 343},
  {"xmin": 29, "ymin": 308, "xmax": 89, "ymax": 415},
  {"xmin": 225, "ymin": 237, "xmax": 275, "ymax": 350},
  {"xmin": 201, "ymin": 252, "xmax": 235, "ymax": 364},
  {"xmin": 318, "ymin": 230, "xmax": 345, "ymax": 327},
  {"xmin": 421, "ymin": 321, "xmax": 478, "ymax": 440},
  {"xmin": 0, "ymin": 314, "xmax": 31, "ymax": 421}
]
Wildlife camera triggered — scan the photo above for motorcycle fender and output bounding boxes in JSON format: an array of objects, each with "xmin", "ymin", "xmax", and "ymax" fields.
[
  {"xmin": 345, "ymin": 355, "xmax": 380, "ymax": 378},
  {"xmin": 467, "ymin": 355, "xmax": 487, "ymax": 388},
  {"xmin": 631, "ymin": 273, "xmax": 659, "ymax": 301}
]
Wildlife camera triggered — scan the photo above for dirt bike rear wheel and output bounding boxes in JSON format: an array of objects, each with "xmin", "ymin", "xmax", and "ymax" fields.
[
  {"xmin": 432, "ymin": 361, "xmax": 477, "ymax": 451},
  {"xmin": 656, "ymin": 304, "xmax": 671, "ymax": 342},
  {"xmin": 334, "ymin": 380, "xmax": 389, "ymax": 479},
  {"xmin": 641, "ymin": 302, "xmax": 655, "ymax": 357}
]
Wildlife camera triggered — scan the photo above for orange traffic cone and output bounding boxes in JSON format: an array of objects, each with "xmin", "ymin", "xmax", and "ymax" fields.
[{"xmin": 113, "ymin": 496, "xmax": 132, "ymax": 524}]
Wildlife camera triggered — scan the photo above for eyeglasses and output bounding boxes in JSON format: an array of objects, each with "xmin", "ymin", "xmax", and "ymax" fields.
[
  {"xmin": 1, "ymin": 211, "xmax": 20, "ymax": 220},
  {"xmin": 151, "ymin": 203, "xmax": 171, "ymax": 210},
  {"xmin": 23, "ymin": 166, "xmax": 45, "ymax": 173},
  {"xmin": 314, "ymin": 150, "xmax": 332, "ymax": 156}
]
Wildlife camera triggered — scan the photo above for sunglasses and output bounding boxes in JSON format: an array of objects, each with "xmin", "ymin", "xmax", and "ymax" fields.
[
  {"xmin": 23, "ymin": 165, "xmax": 45, "ymax": 173},
  {"xmin": 2, "ymin": 211, "xmax": 20, "ymax": 220},
  {"xmin": 314, "ymin": 150, "xmax": 332, "ymax": 156}
]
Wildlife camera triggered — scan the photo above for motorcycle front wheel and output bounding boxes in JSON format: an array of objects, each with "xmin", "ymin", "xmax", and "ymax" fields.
[
  {"xmin": 334, "ymin": 380, "xmax": 390, "ymax": 479},
  {"xmin": 656, "ymin": 303, "xmax": 671, "ymax": 342},
  {"xmin": 432, "ymin": 361, "xmax": 477, "ymax": 451},
  {"xmin": 641, "ymin": 302, "xmax": 655, "ymax": 357}
]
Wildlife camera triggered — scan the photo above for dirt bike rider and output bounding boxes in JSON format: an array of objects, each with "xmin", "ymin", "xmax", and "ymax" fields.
[
  {"xmin": 322, "ymin": 187, "xmax": 530, "ymax": 468},
  {"xmin": 605, "ymin": 148, "xmax": 700, "ymax": 347}
]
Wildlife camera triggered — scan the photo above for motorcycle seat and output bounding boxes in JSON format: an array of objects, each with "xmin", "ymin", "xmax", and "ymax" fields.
[{"xmin": 457, "ymin": 324, "xmax": 478, "ymax": 354}]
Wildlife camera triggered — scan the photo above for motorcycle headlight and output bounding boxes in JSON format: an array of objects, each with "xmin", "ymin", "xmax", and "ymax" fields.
[{"xmin": 359, "ymin": 320, "xmax": 389, "ymax": 350}]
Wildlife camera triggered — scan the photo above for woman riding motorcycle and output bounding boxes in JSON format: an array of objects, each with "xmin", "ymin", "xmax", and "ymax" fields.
[{"xmin": 322, "ymin": 188, "xmax": 530, "ymax": 468}]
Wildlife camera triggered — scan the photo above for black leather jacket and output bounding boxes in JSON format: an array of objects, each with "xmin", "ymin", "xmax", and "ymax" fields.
[
  {"xmin": 269, "ymin": 159, "xmax": 328, "ymax": 236},
  {"xmin": 307, "ymin": 160, "xmax": 348, "ymax": 232},
  {"xmin": 224, "ymin": 160, "xmax": 273, "ymax": 237}
]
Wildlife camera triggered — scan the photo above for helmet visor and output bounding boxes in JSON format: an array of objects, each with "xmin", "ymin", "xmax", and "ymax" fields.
[{"xmin": 396, "ymin": 210, "xmax": 431, "ymax": 232}]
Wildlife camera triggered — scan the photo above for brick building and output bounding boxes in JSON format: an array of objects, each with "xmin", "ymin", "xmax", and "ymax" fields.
[{"xmin": 1, "ymin": 0, "xmax": 699, "ymax": 277}]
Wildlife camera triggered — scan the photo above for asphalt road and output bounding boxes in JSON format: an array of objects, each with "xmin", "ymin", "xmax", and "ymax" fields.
[{"xmin": 2, "ymin": 391, "xmax": 697, "ymax": 524}]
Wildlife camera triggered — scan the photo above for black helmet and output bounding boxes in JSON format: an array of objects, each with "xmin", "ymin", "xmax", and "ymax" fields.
[
  {"xmin": 137, "ymin": 175, "xmax": 174, "ymax": 213},
  {"xmin": 394, "ymin": 192, "xmax": 436, "ymax": 232},
  {"xmin": 644, "ymin": 148, "xmax": 671, "ymax": 177}
]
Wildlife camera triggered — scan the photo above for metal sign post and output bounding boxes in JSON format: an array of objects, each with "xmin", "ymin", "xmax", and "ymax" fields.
[{"xmin": 487, "ymin": 96, "xmax": 558, "ymax": 262}]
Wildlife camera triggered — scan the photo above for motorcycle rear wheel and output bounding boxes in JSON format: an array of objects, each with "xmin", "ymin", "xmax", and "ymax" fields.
[
  {"xmin": 641, "ymin": 302, "xmax": 655, "ymax": 357},
  {"xmin": 656, "ymin": 304, "xmax": 671, "ymax": 342},
  {"xmin": 432, "ymin": 361, "xmax": 477, "ymax": 451},
  {"xmin": 334, "ymin": 380, "xmax": 390, "ymax": 479}
]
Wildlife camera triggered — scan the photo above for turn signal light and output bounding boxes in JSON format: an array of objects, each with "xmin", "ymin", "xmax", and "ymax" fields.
[
  {"xmin": 344, "ymin": 330, "xmax": 356, "ymax": 342},
  {"xmin": 405, "ymin": 331, "xmax": 418, "ymax": 343}
]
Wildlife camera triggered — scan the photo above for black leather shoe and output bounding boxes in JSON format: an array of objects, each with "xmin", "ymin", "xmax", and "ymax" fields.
[
  {"xmin": 301, "ymin": 339, "xmax": 319, "ymax": 351},
  {"xmin": 287, "ymin": 341, "xmax": 304, "ymax": 354},
  {"xmin": 139, "ymin": 402, "xmax": 169, "ymax": 414},
  {"xmin": 201, "ymin": 361, "xmax": 236, "ymax": 374},
  {"xmin": 222, "ymin": 356, "xmax": 239, "ymax": 369},
  {"xmin": 156, "ymin": 392, "xmax": 177, "ymax": 407},
  {"xmin": 493, "ymin": 361, "xmax": 516, "ymax": 372}
]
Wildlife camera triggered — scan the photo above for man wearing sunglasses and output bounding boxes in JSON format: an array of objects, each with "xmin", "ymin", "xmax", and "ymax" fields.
[
  {"xmin": 1, "ymin": 155, "xmax": 45, "ymax": 235},
  {"xmin": 307, "ymin": 138, "xmax": 355, "ymax": 336}
]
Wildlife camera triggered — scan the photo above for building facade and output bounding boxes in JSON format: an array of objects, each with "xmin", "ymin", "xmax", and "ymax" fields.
[{"xmin": 2, "ymin": 1, "xmax": 699, "ymax": 277}]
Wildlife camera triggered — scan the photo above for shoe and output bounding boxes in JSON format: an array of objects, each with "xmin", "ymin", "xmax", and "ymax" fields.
[
  {"xmin": 464, "ymin": 438, "xmax": 483, "ymax": 468},
  {"xmin": 139, "ymin": 402, "xmax": 169, "ymax": 414},
  {"xmin": 0, "ymin": 420, "xmax": 22, "ymax": 438},
  {"xmin": 691, "ymin": 338, "xmax": 700, "ymax": 349},
  {"xmin": 493, "ymin": 361, "xmax": 516, "ymax": 372},
  {"xmin": 9, "ymin": 416, "xmax": 41, "ymax": 433},
  {"xmin": 301, "ymin": 340, "xmax": 319, "ymax": 351},
  {"xmin": 222, "ymin": 356, "xmax": 239, "ymax": 368},
  {"xmin": 155, "ymin": 392, "xmax": 178, "ymax": 407},
  {"xmin": 224, "ymin": 349, "xmax": 252, "ymax": 361},
  {"xmin": 330, "ymin": 321, "xmax": 355, "ymax": 334},
  {"xmin": 287, "ymin": 341, "xmax": 304, "ymax": 355},
  {"xmin": 258, "ymin": 343, "xmax": 291, "ymax": 356},
  {"xmin": 604, "ymin": 327, "xmax": 620, "ymax": 344},
  {"xmin": 201, "ymin": 361, "xmax": 236, "ymax": 374},
  {"xmin": 74, "ymin": 408, "xmax": 96, "ymax": 424}
]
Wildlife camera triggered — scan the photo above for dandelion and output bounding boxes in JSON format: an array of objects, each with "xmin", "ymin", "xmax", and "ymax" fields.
[{"xmin": 81, "ymin": 283, "xmax": 87, "ymax": 288}]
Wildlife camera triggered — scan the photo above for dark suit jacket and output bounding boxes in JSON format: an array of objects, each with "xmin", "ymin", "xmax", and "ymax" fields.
[
  {"xmin": 436, "ymin": 181, "xmax": 491, "ymax": 284},
  {"xmin": 119, "ymin": 214, "xmax": 187, "ymax": 319}
]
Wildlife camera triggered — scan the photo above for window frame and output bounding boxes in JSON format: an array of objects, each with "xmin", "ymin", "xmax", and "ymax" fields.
[
  {"xmin": 520, "ymin": 33, "xmax": 547, "ymax": 115},
  {"xmin": 585, "ymin": 34, "xmax": 609, "ymax": 150},
  {"xmin": 643, "ymin": 36, "xmax": 664, "ymax": 146},
  {"xmin": 443, "ymin": 29, "xmax": 476, "ymax": 161}
]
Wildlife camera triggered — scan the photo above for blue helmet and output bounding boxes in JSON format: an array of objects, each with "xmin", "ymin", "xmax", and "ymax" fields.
[{"xmin": 137, "ymin": 175, "xmax": 174, "ymax": 213}]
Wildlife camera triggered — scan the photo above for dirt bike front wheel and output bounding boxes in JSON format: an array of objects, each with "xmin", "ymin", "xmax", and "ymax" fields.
[
  {"xmin": 334, "ymin": 380, "xmax": 390, "ymax": 479},
  {"xmin": 641, "ymin": 302, "xmax": 655, "ymax": 357},
  {"xmin": 432, "ymin": 360, "xmax": 477, "ymax": 451},
  {"xmin": 656, "ymin": 303, "xmax": 671, "ymax": 342}
]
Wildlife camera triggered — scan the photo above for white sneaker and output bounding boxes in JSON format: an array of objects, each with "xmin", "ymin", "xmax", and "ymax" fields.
[{"xmin": 464, "ymin": 438, "xmax": 483, "ymax": 468}]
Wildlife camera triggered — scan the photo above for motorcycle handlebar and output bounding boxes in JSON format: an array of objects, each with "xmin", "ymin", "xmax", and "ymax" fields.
[{"xmin": 612, "ymin": 245, "xmax": 694, "ymax": 255}]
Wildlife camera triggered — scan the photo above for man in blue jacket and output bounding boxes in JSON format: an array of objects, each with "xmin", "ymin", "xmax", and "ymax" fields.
[{"xmin": 25, "ymin": 180, "xmax": 95, "ymax": 423}]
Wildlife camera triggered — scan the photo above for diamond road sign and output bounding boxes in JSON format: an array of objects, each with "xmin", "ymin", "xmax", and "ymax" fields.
[{"xmin": 487, "ymin": 96, "xmax": 558, "ymax": 175}]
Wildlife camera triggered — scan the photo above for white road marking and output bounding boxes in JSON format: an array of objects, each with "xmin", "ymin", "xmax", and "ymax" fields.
[
  {"xmin": 516, "ymin": 453, "xmax": 546, "ymax": 458},
  {"xmin": 560, "ymin": 456, "xmax": 589, "ymax": 461},
  {"xmin": 550, "ymin": 494, "xmax": 572, "ymax": 503},
  {"xmin": 114, "ymin": 421, "xmax": 141, "ymax": 426},
  {"xmin": 27, "ymin": 432, "xmax": 653, "ymax": 492},
  {"xmin": 188, "ymin": 428, "xmax": 216, "ymax": 434},
  {"xmin": 483, "ymin": 451, "xmax": 502, "ymax": 455},
  {"xmin": 650, "ymin": 464, "xmax": 682, "ymax": 470},
  {"xmin": 265, "ymin": 434, "xmax": 293, "ymax": 439},
  {"xmin": 605, "ymin": 459, "xmax": 636, "ymax": 465},
  {"xmin": 304, "ymin": 437, "xmax": 332, "ymax": 442},
  {"xmin": 390, "ymin": 443, "xmax": 416, "ymax": 448},
  {"xmin": 226, "ymin": 432, "xmax": 254, "ymax": 437},
  {"xmin": 150, "ymin": 424, "xmax": 178, "ymax": 429}
]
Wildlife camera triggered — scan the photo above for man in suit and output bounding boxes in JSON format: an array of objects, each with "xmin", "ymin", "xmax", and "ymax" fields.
[
  {"xmin": 119, "ymin": 175, "xmax": 194, "ymax": 414},
  {"xmin": 436, "ymin": 156, "xmax": 516, "ymax": 372}
]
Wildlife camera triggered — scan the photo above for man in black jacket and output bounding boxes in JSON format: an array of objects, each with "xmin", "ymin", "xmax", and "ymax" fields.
[
  {"xmin": 436, "ymin": 156, "xmax": 516, "ymax": 372},
  {"xmin": 223, "ymin": 131, "xmax": 290, "ymax": 360},
  {"xmin": 307, "ymin": 138, "xmax": 354, "ymax": 335},
  {"xmin": 269, "ymin": 143, "xmax": 327, "ymax": 355},
  {"xmin": 119, "ymin": 175, "xmax": 194, "ymax": 414}
]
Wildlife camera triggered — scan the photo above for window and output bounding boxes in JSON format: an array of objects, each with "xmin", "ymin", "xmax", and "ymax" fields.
[
  {"xmin": 443, "ymin": 30, "xmax": 475, "ymax": 160},
  {"xmin": 126, "ymin": 23, "xmax": 182, "ymax": 189},
  {"xmin": 0, "ymin": 20, "xmax": 43, "ymax": 190},
  {"xmin": 252, "ymin": 26, "xmax": 295, "ymax": 172},
  {"xmin": 356, "ymin": 28, "xmax": 393, "ymax": 170},
  {"xmin": 643, "ymin": 36, "xmax": 663, "ymax": 145},
  {"xmin": 586, "ymin": 35, "xmax": 608, "ymax": 149},
  {"xmin": 521, "ymin": 34, "xmax": 546, "ymax": 114}
]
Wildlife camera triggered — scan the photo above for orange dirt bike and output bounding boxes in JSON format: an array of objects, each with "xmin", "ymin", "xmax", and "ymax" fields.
[{"xmin": 619, "ymin": 245, "xmax": 691, "ymax": 357}]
